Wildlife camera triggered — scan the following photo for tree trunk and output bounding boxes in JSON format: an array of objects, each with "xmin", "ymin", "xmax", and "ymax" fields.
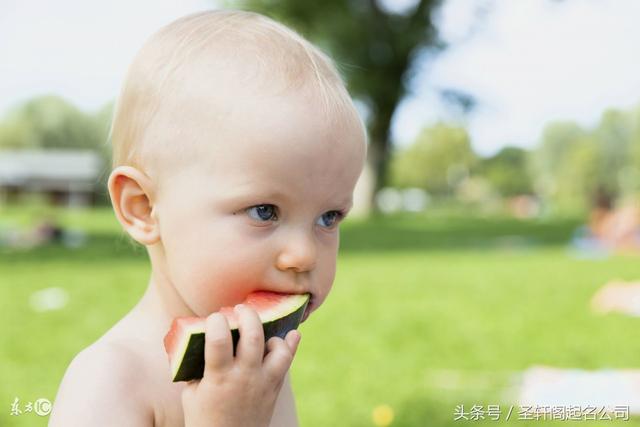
[{"xmin": 366, "ymin": 104, "xmax": 395, "ymax": 215}]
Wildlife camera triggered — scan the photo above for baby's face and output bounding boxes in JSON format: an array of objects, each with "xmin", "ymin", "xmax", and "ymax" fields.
[{"xmin": 151, "ymin": 85, "xmax": 365, "ymax": 319}]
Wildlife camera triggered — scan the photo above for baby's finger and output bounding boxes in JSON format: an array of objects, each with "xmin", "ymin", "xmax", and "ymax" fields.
[
  {"xmin": 263, "ymin": 333, "xmax": 300, "ymax": 380},
  {"xmin": 234, "ymin": 304, "xmax": 265, "ymax": 368},
  {"xmin": 203, "ymin": 312, "xmax": 233, "ymax": 379},
  {"xmin": 283, "ymin": 329, "xmax": 301, "ymax": 355}
]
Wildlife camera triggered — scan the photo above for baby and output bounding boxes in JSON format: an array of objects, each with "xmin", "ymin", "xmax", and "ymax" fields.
[{"xmin": 49, "ymin": 9, "xmax": 366, "ymax": 427}]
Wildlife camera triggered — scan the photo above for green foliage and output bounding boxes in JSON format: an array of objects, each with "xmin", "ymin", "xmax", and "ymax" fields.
[
  {"xmin": 390, "ymin": 123, "xmax": 475, "ymax": 195},
  {"xmin": 0, "ymin": 96, "xmax": 110, "ymax": 152},
  {"xmin": 594, "ymin": 109, "xmax": 636, "ymax": 197},
  {"xmin": 479, "ymin": 147, "xmax": 533, "ymax": 197},
  {"xmin": 388, "ymin": 101, "xmax": 640, "ymax": 215},
  {"xmin": 532, "ymin": 104, "xmax": 640, "ymax": 214},
  {"xmin": 0, "ymin": 112, "xmax": 34, "ymax": 149},
  {"xmin": 0, "ymin": 96, "xmax": 114, "ymax": 205}
]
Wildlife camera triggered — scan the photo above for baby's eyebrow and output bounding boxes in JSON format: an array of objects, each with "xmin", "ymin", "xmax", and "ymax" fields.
[
  {"xmin": 340, "ymin": 199, "xmax": 353, "ymax": 212},
  {"xmin": 221, "ymin": 189, "xmax": 291, "ymax": 204},
  {"xmin": 333, "ymin": 198, "xmax": 354, "ymax": 211},
  {"xmin": 220, "ymin": 186, "xmax": 353, "ymax": 209}
]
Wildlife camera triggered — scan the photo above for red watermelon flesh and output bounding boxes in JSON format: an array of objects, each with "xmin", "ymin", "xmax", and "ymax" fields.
[{"xmin": 164, "ymin": 291, "xmax": 310, "ymax": 382}]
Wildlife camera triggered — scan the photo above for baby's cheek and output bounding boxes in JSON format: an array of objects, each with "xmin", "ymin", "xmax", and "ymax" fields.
[
  {"xmin": 165, "ymin": 246, "xmax": 220, "ymax": 313},
  {"xmin": 316, "ymin": 255, "xmax": 338, "ymax": 298},
  {"xmin": 187, "ymin": 253, "xmax": 262, "ymax": 312}
]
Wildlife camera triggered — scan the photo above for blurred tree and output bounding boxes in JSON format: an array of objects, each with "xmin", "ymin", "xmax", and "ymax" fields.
[
  {"xmin": 531, "ymin": 121, "xmax": 586, "ymax": 211},
  {"xmin": 479, "ymin": 146, "xmax": 532, "ymax": 197},
  {"xmin": 0, "ymin": 95, "xmax": 108, "ymax": 151},
  {"xmin": 531, "ymin": 109, "xmax": 640, "ymax": 214},
  {"xmin": 390, "ymin": 122, "xmax": 475, "ymax": 196},
  {"xmin": 0, "ymin": 96, "xmax": 114, "ymax": 205},
  {"xmin": 92, "ymin": 101, "xmax": 115, "ymax": 160},
  {"xmin": 0, "ymin": 112, "xmax": 34, "ymax": 149},
  {"xmin": 86, "ymin": 101, "xmax": 115, "ymax": 205},
  {"xmin": 622, "ymin": 104, "xmax": 640, "ymax": 198},
  {"xmin": 553, "ymin": 136, "xmax": 600, "ymax": 212},
  {"xmin": 593, "ymin": 109, "xmax": 634, "ymax": 200},
  {"xmin": 235, "ymin": 0, "xmax": 448, "ymax": 211}
]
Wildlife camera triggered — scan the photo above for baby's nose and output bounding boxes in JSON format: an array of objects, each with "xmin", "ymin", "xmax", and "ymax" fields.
[{"xmin": 275, "ymin": 231, "xmax": 317, "ymax": 273}]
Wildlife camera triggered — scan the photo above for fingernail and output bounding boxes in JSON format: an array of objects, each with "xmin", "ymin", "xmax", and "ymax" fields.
[
  {"xmin": 290, "ymin": 330, "xmax": 301, "ymax": 345},
  {"xmin": 292, "ymin": 331, "xmax": 302, "ymax": 353},
  {"xmin": 206, "ymin": 313, "xmax": 225, "ymax": 328}
]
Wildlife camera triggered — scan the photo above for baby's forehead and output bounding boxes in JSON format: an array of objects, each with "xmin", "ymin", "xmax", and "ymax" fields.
[
  {"xmin": 147, "ymin": 79, "xmax": 365, "ymax": 193},
  {"xmin": 148, "ymin": 49, "xmax": 363, "ymax": 163},
  {"xmin": 165, "ymin": 118, "xmax": 364, "ymax": 210}
]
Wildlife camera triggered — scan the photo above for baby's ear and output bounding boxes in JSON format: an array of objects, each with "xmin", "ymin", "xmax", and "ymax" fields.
[{"xmin": 107, "ymin": 166, "xmax": 160, "ymax": 246}]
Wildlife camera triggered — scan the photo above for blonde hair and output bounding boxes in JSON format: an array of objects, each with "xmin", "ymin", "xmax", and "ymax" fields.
[{"xmin": 109, "ymin": 9, "xmax": 364, "ymax": 171}]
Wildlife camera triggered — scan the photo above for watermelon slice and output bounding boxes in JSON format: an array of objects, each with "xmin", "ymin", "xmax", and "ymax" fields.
[{"xmin": 164, "ymin": 291, "xmax": 310, "ymax": 382}]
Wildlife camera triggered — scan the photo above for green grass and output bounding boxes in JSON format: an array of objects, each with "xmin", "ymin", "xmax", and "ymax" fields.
[{"xmin": 1, "ymin": 206, "xmax": 639, "ymax": 426}]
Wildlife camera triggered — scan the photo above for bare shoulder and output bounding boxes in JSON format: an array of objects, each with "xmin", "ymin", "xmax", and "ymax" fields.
[
  {"xmin": 49, "ymin": 339, "xmax": 154, "ymax": 426},
  {"xmin": 270, "ymin": 372, "xmax": 299, "ymax": 427}
]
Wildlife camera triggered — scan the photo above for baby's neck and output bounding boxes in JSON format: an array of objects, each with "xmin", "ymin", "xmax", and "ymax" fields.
[{"xmin": 123, "ymin": 271, "xmax": 198, "ymax": 344}]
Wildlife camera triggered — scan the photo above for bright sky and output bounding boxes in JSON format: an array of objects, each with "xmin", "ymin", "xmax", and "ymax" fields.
[
  {"xmin": 396, "ymin": 0, "xmax": 640, "ymax": 154},
  {"xmin": 2, "ymin": 0, "xmax": 640, "ymax": 156},
  {"xmin": 0, "ymin": 0, "xmax": 212, "ymax": 114}
]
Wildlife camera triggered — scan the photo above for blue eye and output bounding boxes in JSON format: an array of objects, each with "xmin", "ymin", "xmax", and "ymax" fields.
[
  {"xmin": 317, "ymin": 211, "xmax": 343, "ymax": 228},
  {"xmin": 247, "ymin": 205, "xmax": 277, "ymax": 222}
]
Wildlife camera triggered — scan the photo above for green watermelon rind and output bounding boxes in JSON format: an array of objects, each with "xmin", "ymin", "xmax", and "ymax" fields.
[{"xmin": 171, "ymin": 293, "xmax": 309, "ymax": 382}]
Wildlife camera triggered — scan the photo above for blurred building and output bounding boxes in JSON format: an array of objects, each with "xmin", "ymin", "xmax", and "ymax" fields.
[{"xmin": 0, "ymin": 149, "xmax": 103, "ymax": 206}]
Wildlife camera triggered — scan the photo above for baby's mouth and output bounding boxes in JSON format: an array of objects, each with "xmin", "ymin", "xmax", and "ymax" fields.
[{"xmin": 301, "ymin": 295, "xmax": 314, "ymax": 323}]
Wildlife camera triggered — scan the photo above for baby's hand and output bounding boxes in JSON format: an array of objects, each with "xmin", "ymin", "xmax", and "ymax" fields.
[{"xmin": 181, "ymin": 304, "xmax": 301, "ymax": 427}]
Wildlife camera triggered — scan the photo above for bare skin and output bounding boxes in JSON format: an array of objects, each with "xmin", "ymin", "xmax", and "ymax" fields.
[
  {"xmin": 49, "ymin": 79, "xmax": 366, "ymax": 426},
  {"xmin": 50, "ymin": 278, "xmax": 301, "ymax": 426}
]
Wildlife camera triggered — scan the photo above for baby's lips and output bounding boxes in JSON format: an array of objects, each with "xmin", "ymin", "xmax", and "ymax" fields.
[{"xmin": 300, "ymin": 296, "xmax": 315, "ymax": 323}]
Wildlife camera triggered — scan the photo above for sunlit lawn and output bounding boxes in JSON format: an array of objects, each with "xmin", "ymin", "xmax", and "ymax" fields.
[{"xmin": 1, "ymin": 206, "xmax": 640, "ymax": 426}]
